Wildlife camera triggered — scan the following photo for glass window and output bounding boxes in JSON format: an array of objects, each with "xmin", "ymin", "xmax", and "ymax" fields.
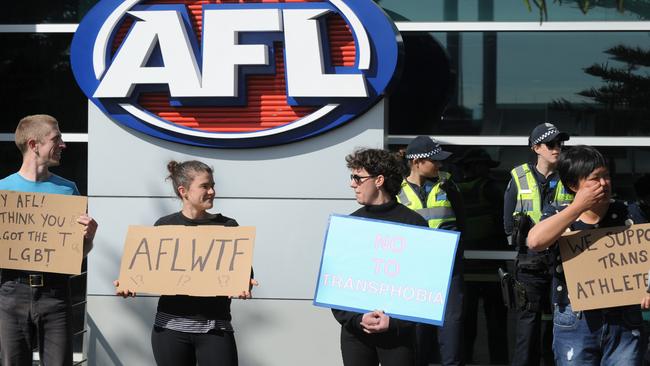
[
  {"xmin": 389, "ymin": 144, "xmax": 650, "ymax": 203},
  {"xmin": 0, "ymin": 1, "xmax": 97, "ymax": 23},
  {"xmin": 0, "ymin": 142, "xmax": 88, "ymax": 195},
  {"xmin": 389, "ymin": 32, "xmax": 650, "ymax": 137},
  {"xmin": 0, "ymin": 34, "xmax": 87, "ymax": 133},
  {"xmin": 377, "ymin": 0, "xmax": 649, "ymax": 22},
  {"xmin": 388, "ymin": 143, "xmax": 650, "ymax": 363}
]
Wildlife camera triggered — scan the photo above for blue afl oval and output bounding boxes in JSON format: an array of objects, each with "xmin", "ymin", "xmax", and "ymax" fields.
[{"xmin": 71, "ymin": 0, "xmax": 402, "ymax": 148}]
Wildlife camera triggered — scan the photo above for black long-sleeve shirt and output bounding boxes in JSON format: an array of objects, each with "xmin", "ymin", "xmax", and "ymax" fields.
[
  {"xmin": 154, "ymin": 211, "xmax": 239, "ymax": 321},
  {"xmin": 331, "ymin": 200, "xmax": 428, "ymax": 336}
]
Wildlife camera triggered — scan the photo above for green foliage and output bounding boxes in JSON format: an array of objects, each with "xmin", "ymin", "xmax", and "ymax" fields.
[
  {"xmin": 524, "ymin": 0, "xmax": 625, "ymax": 21},
  {"xmin": 552, "ymin": 44, "xmax": 650, "ymax": 135}
]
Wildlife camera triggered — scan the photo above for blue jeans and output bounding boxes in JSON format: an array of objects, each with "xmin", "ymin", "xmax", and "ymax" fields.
[
  {"xmin": 553, "ymin": 303, "xmax": 646, "ymax": 366},
  {"xmin": 0, "ymin": 279, "xmax": 72, "ymax": 366}
]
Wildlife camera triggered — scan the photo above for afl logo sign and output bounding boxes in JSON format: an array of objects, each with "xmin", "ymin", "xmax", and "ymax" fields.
[{"xmin": 71, "ymin": 0, "xmax": 401, "ymax": 148}]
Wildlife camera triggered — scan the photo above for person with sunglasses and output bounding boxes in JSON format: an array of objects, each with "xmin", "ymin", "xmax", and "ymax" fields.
[
  {"xmin": 332, "ymin": 148, "xmax": 428, "ymax": 366},
  {"xmin": 503, "ymin": 123, "xmax": 574, "ymax": 366},
  {"xmin": 397, "ymin": 136, "xmax": 466, "ymax": 366}
]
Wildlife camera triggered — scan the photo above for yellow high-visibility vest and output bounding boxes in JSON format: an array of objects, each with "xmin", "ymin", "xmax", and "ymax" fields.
[
  {"xmin": 397, "ymin": 172, "xmax": 456, "ymax": 229},
  {"xmin": 511, "ymin": 163, "xmax": 574, "ymax": 223}
]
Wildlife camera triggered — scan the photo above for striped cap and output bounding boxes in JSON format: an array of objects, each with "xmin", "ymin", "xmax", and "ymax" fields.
[
  {"xmin": 405, "ymin": 136, "xmax": 452, "ymax": 161},
  {"xmin": 529, "ymin": 123, "xmax": 570, "ymax": 146}
]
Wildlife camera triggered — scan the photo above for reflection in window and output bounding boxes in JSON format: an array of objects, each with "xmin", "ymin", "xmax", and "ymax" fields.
[
  {"xmin": 0, "ymin": 1, "xmax": 97, "ymax": 23},
  {"xmin": 0, "ymin": 34, "xmax": 87, "ymax": 133},
  {"xmin": 388, "ymin": 144, "xmax": 650, "ymax": 203},
  {"xmin": 388, "ymin": 31, "xmax": 650, "ymax": 137},
  {"xmin": 0, "ymin": 142, "xmax": 88, "ymax": 195},
  {"xmin": 376, "ymin": 0, "xmax": 649, "ymax": 22}
]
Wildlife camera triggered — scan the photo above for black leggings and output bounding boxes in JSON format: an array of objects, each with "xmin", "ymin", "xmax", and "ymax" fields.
[
  {"xmin": 340, "ymin": 326, "xmax": 415, "ymax": 366},
  {"xmin": 151, "ymin": 326, "xmax": 238, "ymax": 366}
]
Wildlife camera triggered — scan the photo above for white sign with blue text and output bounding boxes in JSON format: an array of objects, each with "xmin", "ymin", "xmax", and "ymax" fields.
[{"xmin": 314, "ymin": 214, "xmax": 459, "ymax": 326}]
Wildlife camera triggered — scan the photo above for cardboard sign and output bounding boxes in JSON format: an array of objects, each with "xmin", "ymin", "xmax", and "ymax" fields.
[
  {"xmin": 118, "ymin": 225, "xmax": 255, "ymax": 296},
  {"xmin": 559, "ymin": 223, "xmax": 650, "ymax": 311},
  {"xmin": 0, "ymin": 190, "xmax": 87, "ymax": 274},
  {"xmin": 314, "ymin": 214, "xmax": 460, "ymax": 326}
]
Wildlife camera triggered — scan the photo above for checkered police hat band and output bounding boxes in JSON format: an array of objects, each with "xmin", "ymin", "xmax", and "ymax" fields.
[
  {"xmin": 532, "ymin": 128, "xmax": 558, "ymax": 145},
  {"xmin": 406, "ymin": 146, "xmax": 442, "ymax": 160}
]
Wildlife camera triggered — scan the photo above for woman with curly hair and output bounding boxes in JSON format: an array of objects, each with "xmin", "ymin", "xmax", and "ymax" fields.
[{"xmin": 332, "ymin": 148, "xmax": 428, "ymax": 366}]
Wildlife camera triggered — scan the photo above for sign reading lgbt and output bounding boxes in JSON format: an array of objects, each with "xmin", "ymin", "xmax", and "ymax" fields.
[{"xmin": 314, "ymin": 215, "xmax": 460, "ymax": 326}]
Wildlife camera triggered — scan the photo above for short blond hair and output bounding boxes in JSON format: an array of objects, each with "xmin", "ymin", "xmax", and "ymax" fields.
[{"xmin": 15, "ymin": 114, "xmax": 59, "ymax": 154}]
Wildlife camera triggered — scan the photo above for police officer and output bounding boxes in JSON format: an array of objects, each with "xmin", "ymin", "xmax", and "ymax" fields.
[
  {"xmin": 503, "ymin": 123, "xmax": 573, "ymax": 366},
  {"xmin": 630, "ymin": 174, "xmax": 650, "ymax": 221},
  {"xmin": 456, "ymin": 148, "xmax": 508, "ymax": 364},
  {"xmin": 398, "ymin": 136, "xmax": 466, "ymax": 366}
]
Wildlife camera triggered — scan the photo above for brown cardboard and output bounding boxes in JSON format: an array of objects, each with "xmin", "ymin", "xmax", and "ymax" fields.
[
  {"xmin": 117, "ymin": 225, "xmax": 255, "ymax": 296},
  {"xmin": 559, "ymin": 223, "xmax": 650, "ymax": 311},
  {"xmin": 0, "ymin": 190, "xmax": 88, "ymax": 275}
]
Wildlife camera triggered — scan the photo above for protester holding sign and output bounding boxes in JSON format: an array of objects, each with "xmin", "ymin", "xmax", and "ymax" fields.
[
  {"xmin": 116, "ymin": 160, "xmax": 256, "ymax": 366},
  {"xmin": 528, "ymin": 145, "xmax": 647, "ymax": 365},
  {"xmin": 397, "ymin": 136, "xmax": 466, "ymax": 366},
  {"xmin": 332, "ymin": 148, "xmax": 428, "ymax": 366},
  {"xmin": 0, "ymin": 114, "xmax": 98, "ymax": 366}
]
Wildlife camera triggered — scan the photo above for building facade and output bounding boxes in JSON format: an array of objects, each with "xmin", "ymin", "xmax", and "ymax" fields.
[{"xmin": 1, "ymin": 1, "xmax": 650, "ymax": 365}]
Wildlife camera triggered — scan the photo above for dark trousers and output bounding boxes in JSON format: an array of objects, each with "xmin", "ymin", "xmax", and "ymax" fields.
[
  {"xmin": 0, "ymin": 280, "xmax": 72, "ymax": 366},
  {"xmin": 511, "ymin": 273, "xmax": 554, "ymax": 366},
  {"xmin": 416, "ymin": 273, "xmax": 465, "ymax": 366},
  {"xmin": 151, "ymin": 326, "xmax": 238, "ymax": 366},
  {"xmin": 339, "ymin": 326, "xmax": 415, "ymax": 366},
  {"xmin": 464, "ymin": 281, "xmax": 509, "ymax": 364}
]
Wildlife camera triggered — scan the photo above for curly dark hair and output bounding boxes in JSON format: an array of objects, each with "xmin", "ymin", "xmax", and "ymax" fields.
[{"xmin": 345, "ymin": 148, "xmax": 407, "ymax": 196}]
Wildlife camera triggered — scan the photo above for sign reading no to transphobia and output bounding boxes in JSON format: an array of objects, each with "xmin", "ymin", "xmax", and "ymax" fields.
[{"xmin": 314, "ymin": 214, "xmax": 460, "ymax": 326}]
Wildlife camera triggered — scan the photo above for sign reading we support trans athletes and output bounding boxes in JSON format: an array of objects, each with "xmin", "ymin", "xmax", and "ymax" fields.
[
  {"xmin": 0, "ymin": 190, "xmax": 87, "ymax": 275},
  {"xmin": 314, "ymin": 214, "xmax": 460, "ymax": 326},
  {"xmin": 559, "ymin": 223, "xmax": 650, "ymax": 311}
]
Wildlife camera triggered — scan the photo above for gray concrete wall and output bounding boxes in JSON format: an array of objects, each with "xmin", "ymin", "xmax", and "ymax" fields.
[{"xmin": 86, "ymin": 100, "xmax": 386, "ymax": 365}]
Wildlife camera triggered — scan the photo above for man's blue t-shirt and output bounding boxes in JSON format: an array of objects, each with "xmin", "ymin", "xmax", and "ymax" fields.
[{"xmin": 0, "ymin": 172, "xmax": 79, "ymax": 196}]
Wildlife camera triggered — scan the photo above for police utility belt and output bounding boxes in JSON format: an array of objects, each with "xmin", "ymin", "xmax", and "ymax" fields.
[
  {"xmin": 499, "ymin": 268, "xmax": 544, "ymax": 312},
  {"xmin": 516, "ymin": 251, "xmax": 552, "ymax": 272}
]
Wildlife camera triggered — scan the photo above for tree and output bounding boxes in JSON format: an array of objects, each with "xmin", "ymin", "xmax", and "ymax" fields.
[
  {"xmin": 553, "ymin": 45, "xmax": 650, "ymax": 135},
  {"xmin": 526, "ymin": 0, "xmax": 625, "ymax": 21}
]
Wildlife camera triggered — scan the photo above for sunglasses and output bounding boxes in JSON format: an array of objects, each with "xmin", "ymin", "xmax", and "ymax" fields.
[
  {"xmin": 350, "ymin": 174, "xmax": 376, "ymax": 185},
  {"xmin": 544, "ymin": 140, "xmax": 564, "ymax": 149}
]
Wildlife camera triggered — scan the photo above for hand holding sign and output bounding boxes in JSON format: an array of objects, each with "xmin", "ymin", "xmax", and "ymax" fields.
[
  {"xmin": 113, "ymin": 280, "xmax": 136, "ymax": 298},
  {"xmin": 234, "ymin": 278, "xmax": 259, "ymax": 300},
  {"xmin": 361, "ymin": 310, "xmax": 390, "ymax": 334},
  {"xmin": 77, "ymin": 213, "xmax": 98, "ymax": 241}
]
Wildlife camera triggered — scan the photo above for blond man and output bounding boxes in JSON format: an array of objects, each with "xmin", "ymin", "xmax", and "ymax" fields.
[{"xmin": 0, "ymin": 114, "xmax": 97, "ymax": 366}]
